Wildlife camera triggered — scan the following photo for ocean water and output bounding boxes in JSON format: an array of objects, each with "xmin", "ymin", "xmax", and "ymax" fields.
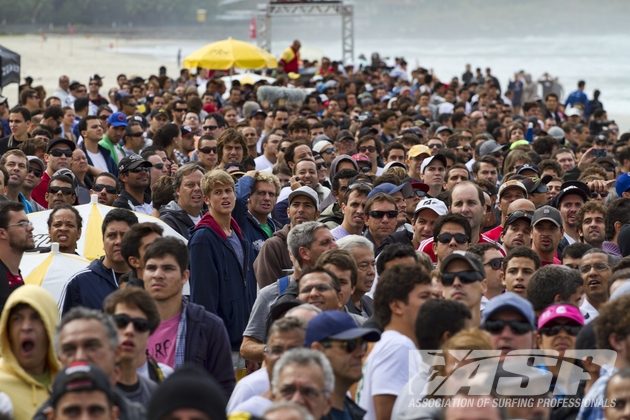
[{"xmin": 113, "ymin": 32, "xmax": 630, "ymax": 123}]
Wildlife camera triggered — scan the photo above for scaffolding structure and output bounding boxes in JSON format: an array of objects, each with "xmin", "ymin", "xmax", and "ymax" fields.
[{"xmin": 257, "ymin": 1, "xmax": 354, "ymax": 64}]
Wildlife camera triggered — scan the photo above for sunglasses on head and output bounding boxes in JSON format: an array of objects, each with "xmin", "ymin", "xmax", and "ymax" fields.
[
  {"xmin": 441, "ymin": 270, "xmax": 483, "ymax": 286},
  {"xmin": 50, "ymin": 149, "xmax": 73, "ymax": 158},
  {"xmin": 483, "ymin": 319, "xmax": 532, "ymax": 335},
  {"xmin": 369, "ymin": 210, "xmax": 398, "ymax": 219},
  {"xmin": 199, "ymin": 147, "xmax": 217, "ymax": 154},
  {"xmin": 112, "ymin": 313, "xmax": 150, "ymax": 333},
  {"xmin": 93, "ymin": 184, "xmax": 117, "ymax": 194},
  {"xmin": 48, "ymin": 186, "xmax": 74, "ymax": 196},
  {"xmin": 485, "ymin": 257, "xmax": 504, "ymax": 271},
  {"xmin": 539, "ymin": 324, "xmax": 581, "ymax": 337},
  {"xmin": 322, "ymin": 338, "xmax": 367, "ymax": 354},
  {"xmin": 436, "ymin": 232, "xmax": 469, "ymax": 245}
]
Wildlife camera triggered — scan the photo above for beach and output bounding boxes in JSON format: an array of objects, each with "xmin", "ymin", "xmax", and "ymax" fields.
[{"xmin": 1, "ymin": 33, "xmax": 629, "ymax": 131}]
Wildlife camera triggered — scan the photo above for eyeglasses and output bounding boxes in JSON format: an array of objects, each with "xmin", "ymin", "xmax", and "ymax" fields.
[
  {"xmin": 359, "ymin": 146, "xmax": 376, "ymax": 153},
  {"xmin": 93, "ymin": 184, "xmax": 117, "ymax": 194},
  {"xmin": 278, "ymin": 384, "xmax": 325, "ymax": 400},
  {"xmin": 203, "ymin": 125, "xmax": 218, "ymax": 131},
  {"xmin": 29, "ymin": 168, "xmax": 42, "ymax": 178},
  {"xmin": 539, "ymin": 324, "xmax": 581, "ymax": 337},
  {"xmin": 263, "ymin": 345, "xmax": 300, "ymax": 357},
  {"xmin": 322, "ymin": 338, "xmax": 367, "ymax": 354},
  {"xmin": 321, "ymin": 148, "xmax": 336, "ymax": 155},
  {"xmin": 591, "ymin": 191, "xmax": 607, "ymax": 199},
  {"xmin": 48, "ymin": 186, "xmax": 74, "ymax": 196},
  {"xmin": 436, "ymin": 232, "xmax": 469, "ymax": 245},
  {"xmin": 112, "ymin": 313, "xmax": 150, "ymax": 333},
  {"xmin": 50, "ymin": 149, "xmax": 73, "ymax": 158},
  {"xmin": 483, "ymin": 319, "xmax": 532, "ymax": 335},
  {"xmin": 7, "ymin": 220, "xmax": 33, "ymax": 229},
  {"xmin": 441, "ymin": 271, "xmax": 483, "ymax": 286},
  {"xmin": 579, "ymin": 263, "xmax": 610, "ymax": 273},
  {"xmin": 316, "ymin": 163, "xmax": 327, "ymax": 170},
  {"xmin": 412, "ymin": 190, "xmax": 427, "ymax": 198},
  {"xmin": 484, "ymin": 257, "xmax": 504, "ymax": 271},
  {"xmin": 128, "ymin": 167, "xmax": 150, "ymax": 174},
  {"xmin": 199, "ymin": 147, "xmax": 217, "ymax": 154},
  {"xmin": 300, "ymin": 283, "xmax": 335, "ymax": 294},
  {"xmin": 428, "ymin": 143, "xmax": 443, "ymax": 149},
  {"xmin": 368, "ymin": 210, "xmax": 398, "ymax": 219},
  {"xmin": 457, "ymin": 146, "xmax": 472, "ymax": 152}
]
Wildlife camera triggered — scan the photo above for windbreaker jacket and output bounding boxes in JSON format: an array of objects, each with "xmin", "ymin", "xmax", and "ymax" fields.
[
  {"xmin": 61, "ymin": 258, "xmax": 119, "ymax": 315},
  {"xmin": 0, "ymin": 285, "xmax": 60, "ymax": 420},
  {"xmin": 188, "ymin": 213, "xmax": 257, "ymax": 350}
]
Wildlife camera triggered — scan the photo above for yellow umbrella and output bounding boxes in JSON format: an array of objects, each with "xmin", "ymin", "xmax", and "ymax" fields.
[{"xmin": 183, "ymin": 38, "xmax": 278, "ymax": 70}]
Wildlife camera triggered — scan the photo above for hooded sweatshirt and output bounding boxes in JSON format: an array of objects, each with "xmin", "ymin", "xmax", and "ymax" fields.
[{"xmin": 0, "ymin": 285, "xmax": 60, "ymax": 420}]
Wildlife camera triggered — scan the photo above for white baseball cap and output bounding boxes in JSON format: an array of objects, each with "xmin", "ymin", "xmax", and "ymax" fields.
[{"xmin": 414, "ymin": 198, "xmax": 448, "ymax": 216}]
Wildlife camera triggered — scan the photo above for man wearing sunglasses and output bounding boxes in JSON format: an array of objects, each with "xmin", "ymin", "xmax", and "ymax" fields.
[
  {"xmin": 481, "ymin": 292, "xmax": 536, "ymax": 357},
  {"xmin": 44, "ymin": 173, "xmax": 76, "ymax": 209},
  {"xmin": 440, "ymin": 251, "xmax": 487, "ymax": 326},
  {"xmin": 306, "ymin": 311, "xmax": 380, "ymax": 420},
  {"xmin": 112, "ymin": 155, "xmax": 153, "ymax": 215},
  {"xmin": 91, "ymin": 173, "xmax": 120, "ymax": 206},
  {"xmin": 363, "ymin": 192, "xmax": 399, "ymax": 255},
  {"xmin": 469, "ymin": 242, "xmax": 505, "ymax": 301},
  {"xmin": 431, "ymin": 213, "xmax": 471, "ymax": 267},
  {"xmin": 103, "ymin": 288, "xmax": 159, "ymax": 405},
  {"xmin": 32, "ymin": 138, "xmax": 76, "ymax": 209},
  {"xmin": 22, "ymin": 156, "xmax": 45, "ymax": 212}
]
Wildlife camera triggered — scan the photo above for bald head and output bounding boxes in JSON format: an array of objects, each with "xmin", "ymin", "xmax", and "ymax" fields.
[{"xmin": 507, "ymin": 198, "xmax": 536, "ymax": 214}]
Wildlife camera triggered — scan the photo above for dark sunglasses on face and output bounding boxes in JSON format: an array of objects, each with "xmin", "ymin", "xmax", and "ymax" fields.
[
  {"xmin": 359, "ymin": 146, "xmax": 376, "ymax": 153},
  {"xmin": 428, "ymin": 143, "xmax": 443, "ymax": 149},
  {"xmin": 93, "ymin": 184, "xmax": 117, "ymax": 194},
  {"xmin": 539, "ymin": 324, "xmax": 582, "ymax": 337},
  {"xmin": 112, "ymin": 313, "xmax": 150, "ymax": 333},
  {"xmin": 128, "ymin": 167, "xmax": 150, "ymax": 174},
  {"xmin": 50, "ymin": 149, "xmax": 73, "ymax": 158},
  {"xmin": 29, "ymin": 168, "xmax": 42, "ymax": 178},
  {"xmin": 485, "ymin": 257, "xmax": 504, "ymax": 270},
  {"xmin": 413, "ymin": 190, "xmax": 427, "ymax": 198},
  {"xmin": 321, "ymin": 148, "xmax": 336, "ymax": 155},
  {"xmin": 483, "ymin": 319, "xmax": 533, "ymax": 335},
  {"xmin": 199, "ymin": 147, "xmax": 217, "ymax": 154},
  {"xmin": 174, "ymin": 108, "xmax": 187, "ymax": 112},
  {"xmin": 322, "ymin": 338, "xmax": 367, "ymax": 354},
  {"xmin": 99, "ymin": 115, "xmax": 110, "ymax": 120},
  {"xmin": 316, "ymin": 163, "xmax": 327, "ymax": 170},
  {"xmin": 48, "ymin": 186, "xmax": 74, "ymax": 196},
  {"xmin": 436, "ymin": 232, "xmax": 469, "ymax": 244},
  {"xmin": 369, "ymin": 210, "xmax": 398, "ymax": 219},
  {"xmin": 441, "ymin": 270, "xmax": 483, "ymax": 286},
  {"xmin": 203, "ymin": 125, "xmax": 218, "ymax": 131}
]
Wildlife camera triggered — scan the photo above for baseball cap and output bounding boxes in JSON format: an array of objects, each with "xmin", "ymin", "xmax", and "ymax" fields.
[
  {"xmin": 0, "ymin": 95, "xmax": 8, "ymax": 106},
  {"xmin": 224, "ymin": 162, "xmax": 246, "ymax": 178},
  {"xmin": 435, "ymin": 126, "xmax": 453, "ymax": 136},
  {"xmin": 553, "ymin": 182, "xmax": 589, "ymax": 207},
  {"xmin": 537, "ymin": 304, "xmax": 585, "ymax": 329},
  {"xmin": 335, "ymin": 130, "xmax": 355, "ymax": 143},
  {"xmin": 367, "ymin": 182, "xmax": 405, "ymax": 198},
  {"xmin": 107, "ymin": 112, "xmax": 128, "ymax": 128},
  {"xmin": 414, "ymin": 198, "xmax": 448, "ymax": 217},
  {"xmin": 616, "ymin": 173, "xmax": 630, "ymax": 196},
  {"xmin": 149, "ymin": 108, "xmax": 169, "ymax": 119},
  {"xmin": 27, "ymin": 156, "xmax": 45, "ymax": 172},
  {"xmin": 498, "ymin": 180, "xmax": 528, "ymax": 199},
  {"xmin": 420, "ymin": 154, "xmax": 447, "ymax": 174},
  {"xmin": 383, "ymin": 161, "xmax": 407, "ymax": 171},
  {"xmin": 51, "ymin": 362, "xmax": 115, "ymax": 407},
  {"xmin": 249, "ymin": 108, "xmax": 267, "ymax": 118},
  {"xmin": 289, "ymin": 186, "xmax": 319, "ymax": 208},
  {"xmin": 358, "ymin": 126, "xmax": 378, "ymax": 137},
  {"xmin": 181, "ymin": 125, "xmax": 194, "ymax": 136},
  {"xmin": 118, "ymin": 154, "xmax": 152, "ymax": 174},
  {"xmin": 408, "ymin": 144, "xmax": 431, "ymax": 158},
  {"xmin": 522, "ymin": 175, "xmax": 552, "ymax": 195},
  {"xmin": 479, "ymin": 139, "xmax": 505, "ymax": 156},
  {"xmin": 440, "ymin": 251, "xmax": 485, "ymax": 277},
  {"xmin": 503, "ymin": 210, "xmax": 533, "ymax": 229},
  {"xmin": 313, "ymin": 140, "xmax": 334, "ymax": 154},
  {"xmin": 482, "ymin": 292, "xmax": 536, "ymax": 328},
  {"xmin": 515, "ymin": 164, "xmax": 540, "ymax": 177},
  {"xmin": 305, "ymin": 310, "xmax": 381, "ymax": 346},
  {"xmin": 565, "ymin": 108, "xmax": 581, "ymax": 118},
  {"xmin": 47, "ymin": 137, "xmax": 77, "ymax": 153},
  {"xmin": 547, "ymin": 126, "xmax": 565, "ymax": 141},
  {"xmin": 531, "ymin": 205, "xmax": 562, "ymax": 228}
]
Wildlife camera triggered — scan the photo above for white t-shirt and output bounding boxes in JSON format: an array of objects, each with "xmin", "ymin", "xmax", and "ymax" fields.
[
  {"xmin": 391, "ymin": 360, "xmax": 431, "ymax": 419},
  {"xmin": 230, "ymin": 395, "xmax": 272, "ymax": 417},
  {"xmin": 356, "ymin": 330, "xmax": 423, "ymax": 420},
  {"xmin": 254, "ymin": 155, "xmax": 274, "ymax": 171},
  {"xmin": 227, "ymin": 368, "xmax": 270, "ymax": 413},
  {"xmin": 87, "ymin": 149, "xmax": 110, "ymax": 172}
]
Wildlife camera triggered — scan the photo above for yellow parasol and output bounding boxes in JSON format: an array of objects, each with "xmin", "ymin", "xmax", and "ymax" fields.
[{"xmin": 183, "ymin": 38, "xmax": 278, "ymax": 70}]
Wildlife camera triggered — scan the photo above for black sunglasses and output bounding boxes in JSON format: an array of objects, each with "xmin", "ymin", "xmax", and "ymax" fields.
[
  {"xmin": 50, "ymin": 149, "xmax": 73, "ymax": 158},
  {"xmin": 128, "ymin": 167, "xmax": 150, "ymax": 173},
  {"xmin": 436, "ymin": 232, "xmax": 469, "ymax": 244},
  {"xmin": 112, "ymin": 313, "xmax": 150, "ymax": 333},
  {"xmin": 203, "ymin": 125, "xmax": 218, "ymax": 131},
  {"xmin": 368, "ymin": 210, "xmax": 398, "ymax": 219},
  {"xmin": 199, "ymin": 147, "xmax": 217, "ymax": 154},
  {"xmin": 441, "ymin": 270, "xmax": 483, "ymax": 286},
  {"xmin": 29, "ymin": 168, "xmax": 42, "ymax": 178},
  {"xmin": 48, "ymin": 186, "xmax": 74, "ymax": 196},
  {"xmin": 539, "ymin": 324, "xmax": 581, "ymax": 337},
  {"xmin": 413, "ymin": 190, "xmax": 427, "ymax": 198},
  {"xmin": 93, "ymin": 184, "xmax": 117, "ymax": 194},
  {"xmin": 483, "ymin": 319, "xmax": 532, "ymax": 335},
  {"xmin": 322, "ymin": 338, "xmax": 367, "ymax": 354},
  {"xmin": 485, "ymin": 257, "xmax": 504, "ymax": 271}
]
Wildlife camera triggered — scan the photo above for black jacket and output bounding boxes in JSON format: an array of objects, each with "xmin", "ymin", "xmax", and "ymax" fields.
[
  {"xmin": 0, "ymin": 259, "xmax": 20, "ymax": 315},
  {"xmin": 159, "ymin": 200, "xmax": 197, "ymax": 240}
]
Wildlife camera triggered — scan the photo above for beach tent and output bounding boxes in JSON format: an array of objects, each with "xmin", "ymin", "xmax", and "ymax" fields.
[
  {"xmin": 184, "ymin": 38, "xmax": 277, "ymax": 70},
  {"xmin": 0, "ymin": 45, "xmax": 20, "ymax": 88}
]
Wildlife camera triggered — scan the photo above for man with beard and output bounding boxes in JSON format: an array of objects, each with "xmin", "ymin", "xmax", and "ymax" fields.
[
  {"xmin": 0, "ymin": 202, "xmax": 35, "ymax": 313},
  {"xmin": 579, "ymin": 248, "xmax": 614, "ymax": 323},
  {"xmin": 554, "ymin": 182, "xmax": 589, "ymax": 256},
  {"xmin": 99, "ymin": 112, "xmax": 127, "ymax": 165},
  {"xmin": 531, "ymin": 205, "xmax": 563, "ymax": 265},
  {"xmin": 499, "ymin": 201, "xmax": 535, "ymax": 251},
  {"xmin": 113, "ymin": 155, "xmax": 153, "ymax": 215},
  {"xmin": 576, "ymin": 201, "xmax": 606, "ymax": 249}
]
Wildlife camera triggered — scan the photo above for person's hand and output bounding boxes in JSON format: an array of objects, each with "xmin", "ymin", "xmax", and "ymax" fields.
[
  {"xmin": 578, "ymin": 147, "xmax": 598, "ymax": 170},
  {"xmin": 587, "ymin": 179, "xmax": 615, "ymax": 194},
  {"xmin": 290, "ymin": 175, "xmax": 303, "ymax": 190}
]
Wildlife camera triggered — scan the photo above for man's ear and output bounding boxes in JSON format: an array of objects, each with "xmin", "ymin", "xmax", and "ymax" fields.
[{"xmin": 128, "ymin": 256, "xmax": 141, "ymax": 270}]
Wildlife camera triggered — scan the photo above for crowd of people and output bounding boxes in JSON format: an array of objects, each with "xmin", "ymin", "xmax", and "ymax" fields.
[{"xmin": 0, "ymin": 41, "xmax": 629, "ymax": 420}]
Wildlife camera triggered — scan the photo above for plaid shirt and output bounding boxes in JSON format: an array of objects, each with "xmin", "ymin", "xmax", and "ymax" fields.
[
  {"xmin": 174, "ymin": 299, "xmax": 188, "ymax": 368},
  {"xmin": 173, "ymin": 149, "xmax": 190, "ymax": 166}
]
